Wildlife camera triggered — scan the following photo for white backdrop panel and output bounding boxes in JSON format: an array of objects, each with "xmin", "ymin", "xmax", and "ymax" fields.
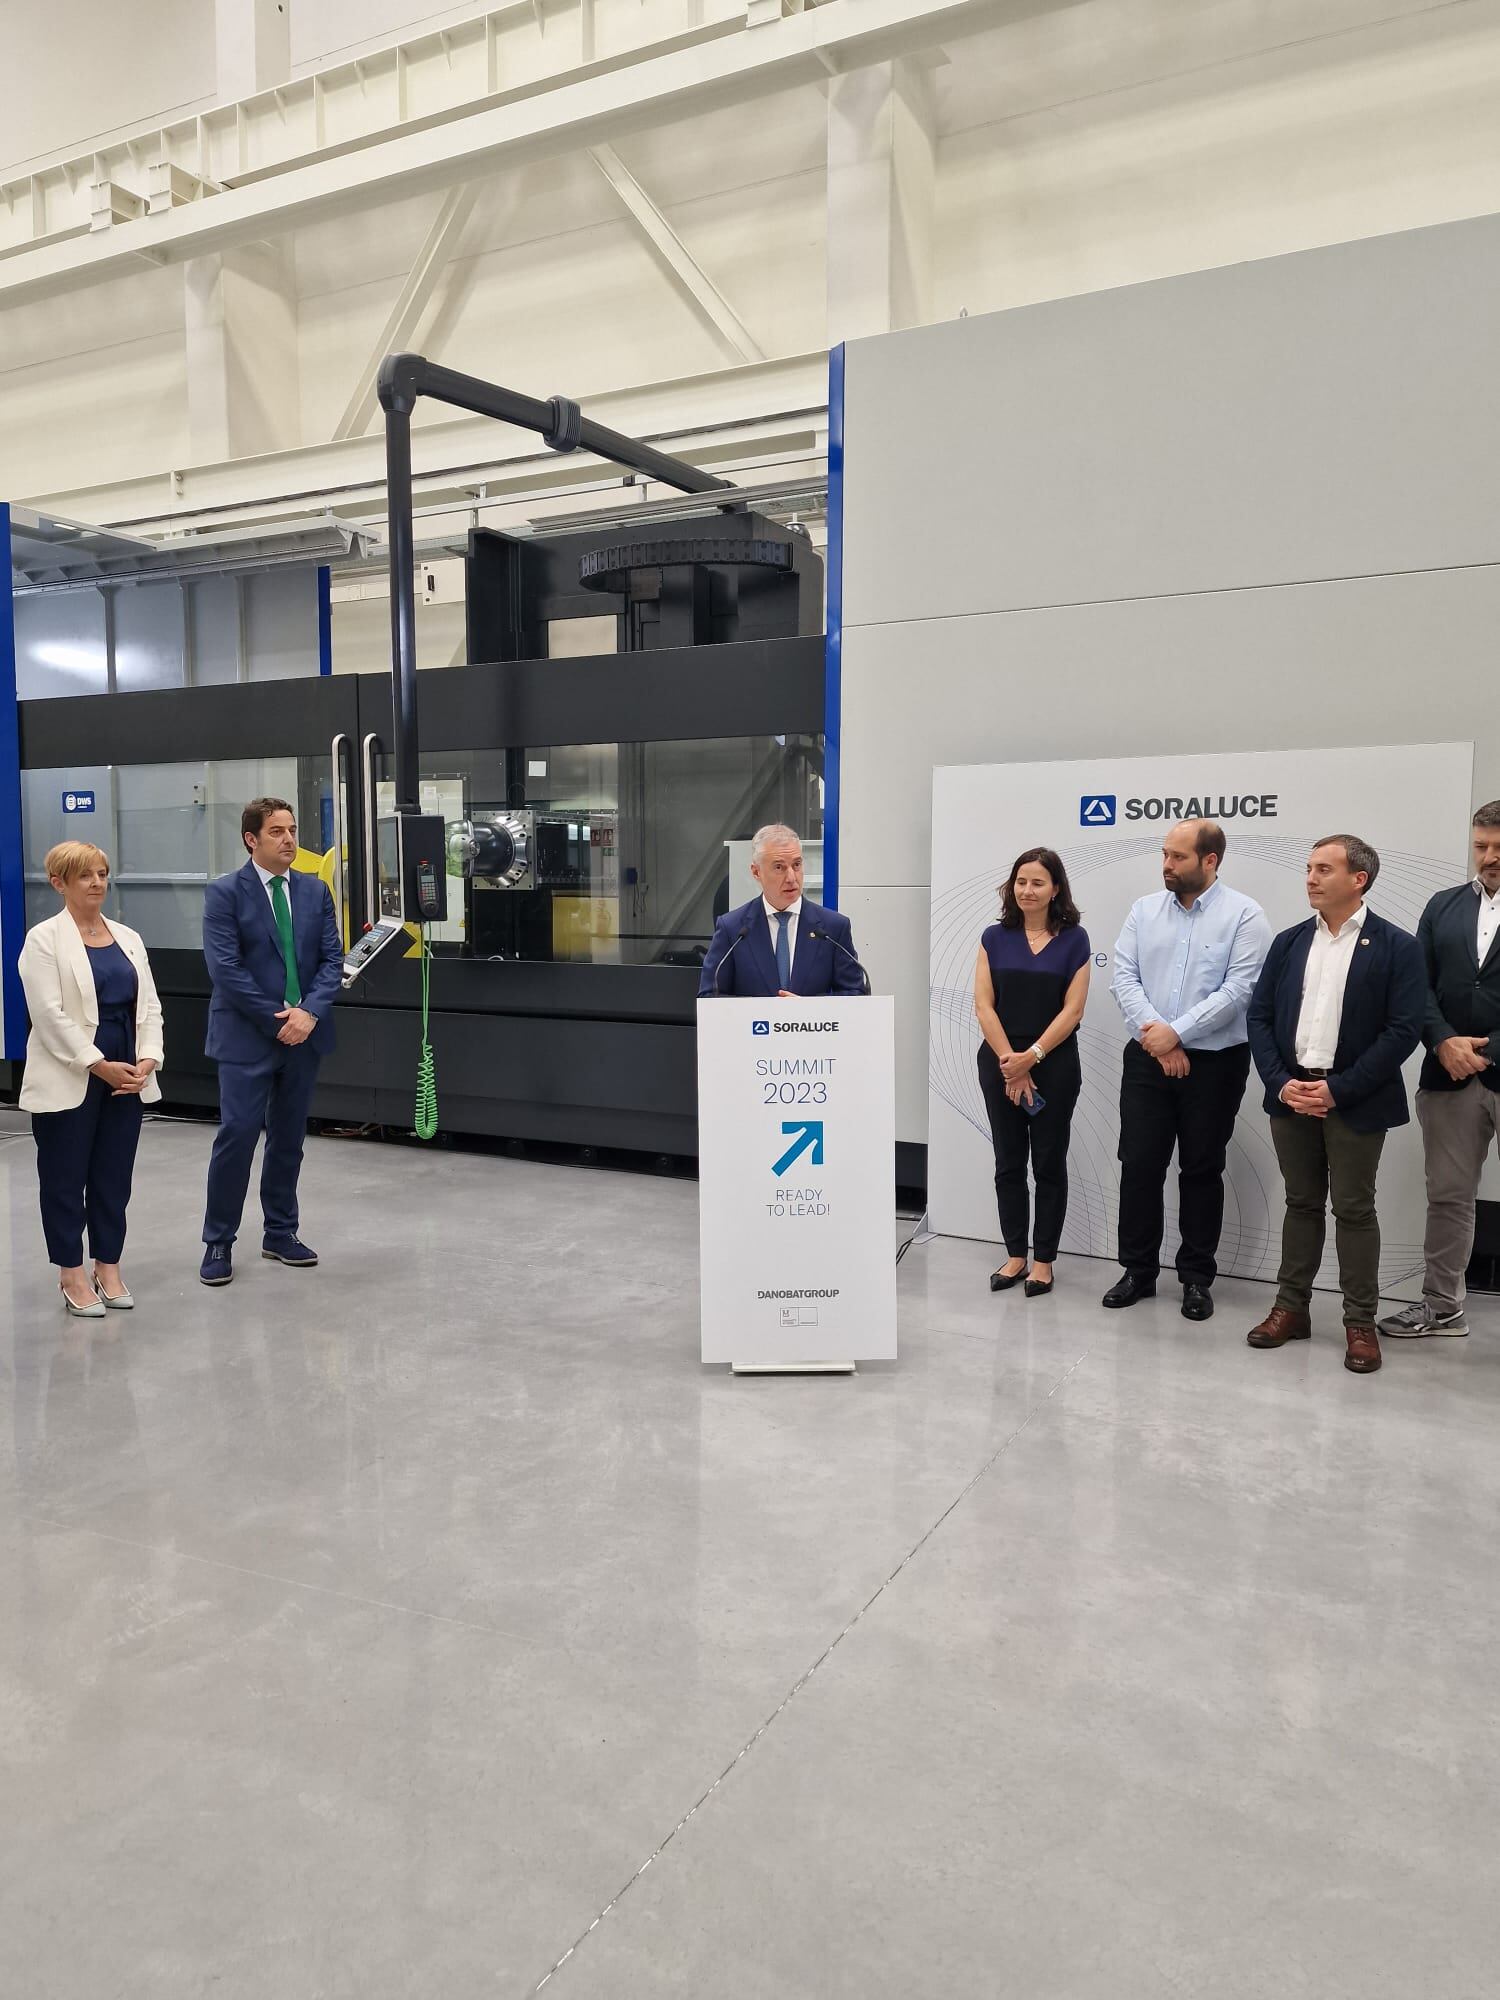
[{"xmin": 928, "ymin": 743, "xmax": 1473, "ymax": 1300}]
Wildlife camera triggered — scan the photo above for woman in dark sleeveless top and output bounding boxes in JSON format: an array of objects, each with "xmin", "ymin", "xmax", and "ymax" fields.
[{"xmin": 973, "ymin": 848, "xmax": 1091, "ymax": 1298}]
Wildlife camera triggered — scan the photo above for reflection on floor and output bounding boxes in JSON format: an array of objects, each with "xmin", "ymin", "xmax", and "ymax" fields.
[{"xmin": 1, "ymin": 1111, "xmax": 1497, "ymax": 1999}]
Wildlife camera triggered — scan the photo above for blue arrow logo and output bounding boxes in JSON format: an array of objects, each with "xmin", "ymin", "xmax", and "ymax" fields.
[{"xmin": 773, "ymin": 1120, "xmax": 824, "ymax": 1176}]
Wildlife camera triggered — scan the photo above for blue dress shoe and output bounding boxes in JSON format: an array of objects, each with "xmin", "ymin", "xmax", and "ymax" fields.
[
  {"xmin": 262, "ymin": 1234, "xmax": 318, "ymax": 1267},
  {"xmin": 200, "ymin": 1244, "xmax": 234, "ymax": 1286}
]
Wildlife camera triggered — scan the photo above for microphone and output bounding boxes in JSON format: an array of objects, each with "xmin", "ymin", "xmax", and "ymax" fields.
[
  {"xmin": 712, "ymin": 922, "xmax": 751, "ymax": 995},
  {"xmin": 806, "ymin": 925, "xmax": 871, "ymax": 995}
]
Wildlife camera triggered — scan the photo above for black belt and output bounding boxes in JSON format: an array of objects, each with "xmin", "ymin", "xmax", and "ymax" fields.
[{"xmin": 1294, "ymin": 1065, "xmax": 1331, "ymax": 1080}]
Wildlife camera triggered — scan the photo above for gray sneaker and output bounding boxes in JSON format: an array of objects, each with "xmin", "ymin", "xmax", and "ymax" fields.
[{"xmin": 1377, "ymin": 1300, "xmax": 1468, "ymax": 1338}]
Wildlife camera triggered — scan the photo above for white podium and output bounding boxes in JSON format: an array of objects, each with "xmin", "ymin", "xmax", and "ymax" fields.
[{"xmin": 697, "ymin": 996, "xmax": 897, "ymax": 1369}]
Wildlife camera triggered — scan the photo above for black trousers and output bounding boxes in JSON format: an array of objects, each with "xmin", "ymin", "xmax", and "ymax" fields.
[
  {"xmin": 1116, "ymin": 1039, "xmax": 1251, "ymax": 1287},
  {"xmin": 32, "ymin": 1042, "xmax": 144, "ymax": 1267},
  {"xmin": 977, "ymin": 1042, "xmax": 1082, "ymax": 1262}
]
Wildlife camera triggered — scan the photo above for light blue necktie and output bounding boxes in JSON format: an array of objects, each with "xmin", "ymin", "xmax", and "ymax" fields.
[{"xmin": 774, "ymin": 909, "xmax": 791, "ymax": 989}]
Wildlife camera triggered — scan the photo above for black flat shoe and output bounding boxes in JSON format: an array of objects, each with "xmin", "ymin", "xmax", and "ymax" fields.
[
  {"xmin": 1024, "ymin": 1276, "xmax": 1054, "ymax": 1298},
  {"xmin": 990, "ymin": 1264, "xmax": 1030, "ymax": 1292},
  {"xmin": 1102, "ymin": 1274, "xmax": 1157, "ymax": 1309},
  {"xmin": 1181, "ymin": 1283, "xmax": 1214, "ymax": 1321}
]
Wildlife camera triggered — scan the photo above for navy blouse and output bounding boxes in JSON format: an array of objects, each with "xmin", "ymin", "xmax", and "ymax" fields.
[
  {"xmin": 979, "ymin": 922, "xmax": 1091, "ymax": 1058},
  {"xmin": 86, "ymin": 939, "xmax": 139, "ymax": 1019}
]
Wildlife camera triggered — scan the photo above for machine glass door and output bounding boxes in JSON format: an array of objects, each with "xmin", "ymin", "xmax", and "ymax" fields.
[
  {"xmin": 370, "ymin": 733, "xmax": 825, "ymax": 971},
  {"xmin": 18, "ymin": 754, "xmax": 335, "ymax": 948}
]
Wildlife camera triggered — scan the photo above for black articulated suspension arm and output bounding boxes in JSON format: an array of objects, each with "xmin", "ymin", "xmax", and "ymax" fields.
[{"xmin": 376, "ymin": 352, "xmax": 731, "ymax": 813}]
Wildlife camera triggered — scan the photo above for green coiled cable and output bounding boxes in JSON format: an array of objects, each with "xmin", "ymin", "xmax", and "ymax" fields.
[{"xmin": 415, "ymin": 923, "xmax": 439, "ymax": 1141}]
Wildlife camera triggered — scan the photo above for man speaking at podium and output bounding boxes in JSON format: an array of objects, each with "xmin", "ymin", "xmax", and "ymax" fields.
[{"xmin": 699, "ymin": 825, "xmax": 868, "ymax": 998}]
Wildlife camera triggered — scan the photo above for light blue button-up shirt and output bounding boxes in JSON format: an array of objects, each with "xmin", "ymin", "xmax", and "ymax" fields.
[{"xmin": 1111, "ymin": 879, "xmax": 1272, "ymax": 1050}]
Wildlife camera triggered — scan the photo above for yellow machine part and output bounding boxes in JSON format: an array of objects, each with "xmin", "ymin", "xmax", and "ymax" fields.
[{"xmin": 293, "ymin": 845, "xmax": 419, "ymax": 956}]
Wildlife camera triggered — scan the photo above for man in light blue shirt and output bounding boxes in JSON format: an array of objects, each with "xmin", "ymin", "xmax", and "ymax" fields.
[{"xmin": 1102, "ymin": 820, "xmax": 1272, "ymax": 1321}]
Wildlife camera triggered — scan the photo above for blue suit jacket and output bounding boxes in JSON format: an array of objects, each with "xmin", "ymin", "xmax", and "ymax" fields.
[
  {"xmin": 204, "ymin": 861, "xmax": 343, "ymax": 1063},
  {"xmin": 1246, "ymin": 908, "xmax": 1424, "ymax": 1133},
  {"xmin": 697, "ymin": 897, "xmax": 866, "ymax": 999}
]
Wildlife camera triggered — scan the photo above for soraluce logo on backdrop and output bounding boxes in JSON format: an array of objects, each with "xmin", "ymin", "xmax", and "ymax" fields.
[
  {"xmin": 752, "ymin": 1020, "xmax": 770, "ymax": 1035},
  {"xmin": 1080, "ymin": 790, "xmax": 1279, "ymax": 826}
]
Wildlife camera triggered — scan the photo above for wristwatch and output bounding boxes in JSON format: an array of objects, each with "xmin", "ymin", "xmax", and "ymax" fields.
[{"xmin": 1029, "ymin": 1043, "xmax": 1045, "ymax": 1063}]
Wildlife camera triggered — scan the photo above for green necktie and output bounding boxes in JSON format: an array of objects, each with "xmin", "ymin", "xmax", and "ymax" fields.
[{"xmin": 270, "ymin": 874, "xmax": 302, "ymax": 1007}]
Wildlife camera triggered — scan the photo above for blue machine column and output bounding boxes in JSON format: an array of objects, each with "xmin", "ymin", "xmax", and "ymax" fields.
[{"xmin": 0, "ymin": 502, "xmax": 25, "ymax": 1061}]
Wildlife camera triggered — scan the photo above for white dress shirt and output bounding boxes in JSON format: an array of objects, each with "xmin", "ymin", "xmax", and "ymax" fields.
[
  {"xmin": 1476, "ymin": 878, "xmax": 1500, "ymax": 965},
  {"xmin": 1294, "ymin": 904, "xmax": 1367, "ymax": 1068},
  {"xmin": 764, "ymin": 894, "xmax": 802, "ymax": 981}
]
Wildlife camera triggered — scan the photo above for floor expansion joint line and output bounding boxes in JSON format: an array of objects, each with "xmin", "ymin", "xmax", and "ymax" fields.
[
  {"xmin": 532, "ymin": 1346, "xmax": 1091, "ymax": 1993},
  {"xmin": 23, "ymin": 1514, "xmax": 541, "ymax": 1646}
]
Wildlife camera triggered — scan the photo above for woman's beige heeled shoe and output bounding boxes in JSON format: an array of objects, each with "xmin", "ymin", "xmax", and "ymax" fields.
[
  {"xmin": 92, "ymin": 1274, "xmax": 134, "ymax": 1310},
  {"xmin": 60, "ymin": 1280, "xmax": 106, "ymax": 1319}
]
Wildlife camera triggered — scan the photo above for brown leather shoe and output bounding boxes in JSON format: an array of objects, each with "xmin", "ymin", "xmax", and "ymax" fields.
[
  {"xmin": 1247, "ymin": 1305, "xmax": 1312, "ymax": 1348},
  {"xmin": 1344, "ymin": 1323, "xmax": 1382, "ymax": 1373}
]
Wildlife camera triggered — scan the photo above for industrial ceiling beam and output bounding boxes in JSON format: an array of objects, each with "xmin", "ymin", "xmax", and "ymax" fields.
[
  {"xmin": 22, "ymin": 352, "xmax": 830, "ymax": 531},
  {"xmin": 587, "ymin": 142, "xmax": 765, "ymax": 365},
  {"xmin": 827, "ymin": 54, "xmax": 937, "ymax": 342},
  {"xmin": 0, "ymin": 0, "xmax": 1006, "ymax": 306}
]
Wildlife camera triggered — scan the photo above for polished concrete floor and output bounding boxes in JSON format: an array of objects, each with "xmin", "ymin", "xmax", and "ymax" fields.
[{"xmin": 1, "ymin": 1109, "xmax": 1497, "ymax": 1998}]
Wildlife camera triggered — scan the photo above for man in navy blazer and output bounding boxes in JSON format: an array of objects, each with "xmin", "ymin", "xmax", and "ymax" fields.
[
  {"xmin": 1379, "ymin": 800, "xmax": 1500, "ymax": 1339},
  {"xmin": 698, "ymin": 824, "xmax": 867, "ymax": 999},
  {"xmin": 1245, "ymin": 833, "xmax": 1424, "ymax": 1374},
  {"xmin": 199, "ymin": 796, "xmax": 343, "ymax": 1286}
]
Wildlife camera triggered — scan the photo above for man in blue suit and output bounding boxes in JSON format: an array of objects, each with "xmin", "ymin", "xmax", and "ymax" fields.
[
  {"xmin": 199, "ymin": 796, "xmax": 343, "ymax": 1286},
  {"xmin": 1245, "ymin": 833, "xmax": 1424, "ymax": 1375},
  {"xmin": 698, "ymin": 825, "xmax": 867, "ymax": 999}
]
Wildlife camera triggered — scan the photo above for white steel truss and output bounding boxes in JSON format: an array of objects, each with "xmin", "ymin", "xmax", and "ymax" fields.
[
  {"xmin": 0, "ymin": 0, "xmax": 1005, "ymax": 304},
  {"xmin": 587, "ymin": 142, "xmax": 765, "ymax": 364},
  {"xmin": 331, "ymin": 183, "xmax": 481, "ymax": 441}
]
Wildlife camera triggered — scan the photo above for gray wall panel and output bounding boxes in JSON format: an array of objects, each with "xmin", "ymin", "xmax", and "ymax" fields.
[
  {"xmin": 842, "ymin": 566, "xmax": 1500, "ymax": 889},
  {"xmin": 189, "ymin": 574, "xmax": 241, "ymax": 685},
  {"xmin": 245, "ymin": 569, "xmax": 320, "ymax": 681},
  {"xmin": 838, "ymin": 213, "xmax": 1500, "ymax": 1146},
  {"xmin": 843, "ymin": 213, "xmax": 1500, "ymax": 630},
  {"xmin": 13, "ymin": 590, "xmax": 107, "ymax": 699},
  {"xmin": 114, "ymin": 581, "xmax": 187, "ymax": 693}
]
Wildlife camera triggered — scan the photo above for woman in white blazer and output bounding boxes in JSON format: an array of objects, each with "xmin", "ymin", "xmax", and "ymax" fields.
[{"xmin": 18, "ymin": 841, "xmax": 165, "ymax": 1317}]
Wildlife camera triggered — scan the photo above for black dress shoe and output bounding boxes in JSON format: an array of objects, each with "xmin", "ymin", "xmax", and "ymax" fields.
[
  {"xmin": 1101, "ymin": 1274, "xmax": 1156, "ymax": 1309},
  {"xmin": 989, "ymin": 1264, "xmax": 1029, "ymax": 1292},
  {"xmin": 1181, "ymin": 1284, "xmax": 1214, "ymax": 1321},
  {"xmin": 1024, "ymin": 1276, "xmax": 1054, "ymax": 1298}
]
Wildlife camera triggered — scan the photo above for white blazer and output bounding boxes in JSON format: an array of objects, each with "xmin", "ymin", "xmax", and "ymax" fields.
[{"xmin": 17, "ymin": 911, "xmax": 165, "ymax": 1113}]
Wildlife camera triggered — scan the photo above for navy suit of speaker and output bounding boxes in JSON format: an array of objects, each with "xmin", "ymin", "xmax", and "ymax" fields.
[
  {"xmin": 201, "ymin": 862, "xmax": 343, "ymax": 1248},
  {"xmin": 697, "ymin": 897, "xmax": 866, "ymax": 999}
]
